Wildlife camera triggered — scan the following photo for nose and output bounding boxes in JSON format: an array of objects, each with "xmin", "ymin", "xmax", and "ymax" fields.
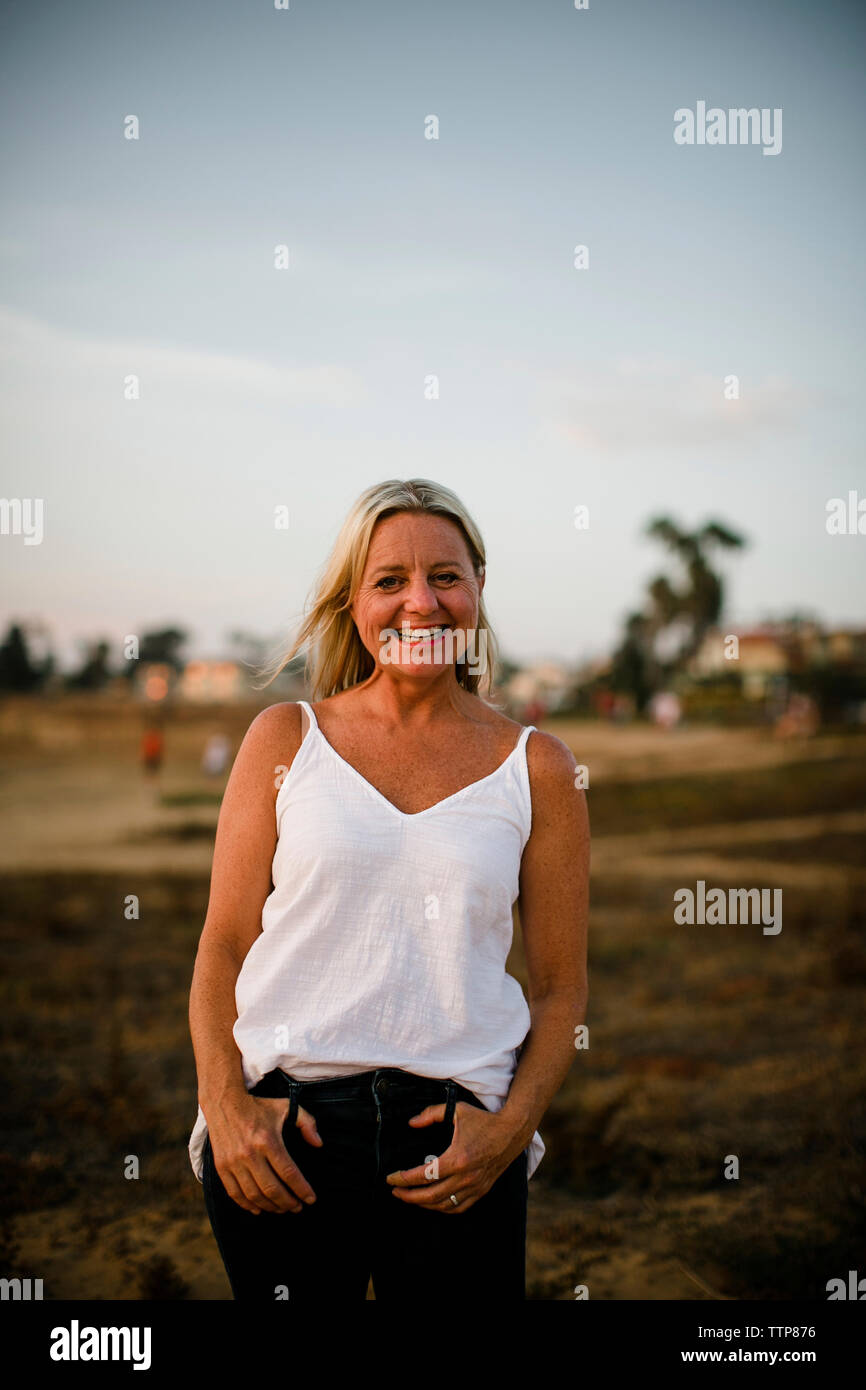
[{"xmin": 400, "ymin": 573, "xmax": 440, "ymax": 617}]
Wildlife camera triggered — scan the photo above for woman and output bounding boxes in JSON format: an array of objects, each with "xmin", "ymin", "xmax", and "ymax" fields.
[{"xmin": 188, "ymin": 478, "xmax": 589, "ymax": 1301}]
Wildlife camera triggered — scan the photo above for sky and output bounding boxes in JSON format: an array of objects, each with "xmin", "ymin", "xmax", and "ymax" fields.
[{"xmin": 1, "ymin": 0, "xmax": 864, "ymax": 671}]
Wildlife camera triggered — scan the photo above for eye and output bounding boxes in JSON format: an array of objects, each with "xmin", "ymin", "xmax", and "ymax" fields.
[{"xmin": 375, "ymin": 572, "xmax": 460, "ymax": 589}]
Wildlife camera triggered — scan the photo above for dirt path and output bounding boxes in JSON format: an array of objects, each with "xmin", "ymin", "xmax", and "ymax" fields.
[{"xmin": 2, "ymin": 727, "xmax": 864, "ymax": 877}]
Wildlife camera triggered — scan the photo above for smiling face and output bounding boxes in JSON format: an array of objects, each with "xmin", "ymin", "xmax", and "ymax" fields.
[{"xmin": 350, "ymin": 510, "xmax": 485, "ymax": 683}]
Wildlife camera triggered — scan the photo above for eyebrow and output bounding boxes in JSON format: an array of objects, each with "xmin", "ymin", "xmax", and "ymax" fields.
[{"xmin": 369, "ymin": 559, "xmax": 466, "ymax": 578}]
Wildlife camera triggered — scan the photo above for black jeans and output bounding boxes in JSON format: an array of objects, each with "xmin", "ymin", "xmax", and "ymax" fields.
[{"xmin": 202, "ymin": 1067, "xmax": 528, "ymax": 1301}]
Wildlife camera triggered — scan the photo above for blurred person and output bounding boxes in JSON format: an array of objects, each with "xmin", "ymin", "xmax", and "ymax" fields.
[
  {"xmin": 202, "ymin": 732, "xmax": 231, "ymax": 778},
  {"xmin": 774, "ymin": 692, "xmax": 819, "ymax": 738},
  {"xmin": 188, "ymin": 478, "xmax": 589, "ymax": 1302},
  {"xmin": 595, "ymin": 688, "xmax": 615, "ymax": 719},
  {"xmin": 140, "ymin": 725, "xmax": 164, "ymax": 777},
  {"xmin": 649, "ymin": 691, "xmax": 682, "ymax": 730}
]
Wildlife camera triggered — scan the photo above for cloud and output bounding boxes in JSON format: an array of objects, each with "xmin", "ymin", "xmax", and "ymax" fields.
[
  {"xmin": 533, "ymin": 356, "xmax": 817, "ymax": 453},
  {"xmin": 0, "ymin": 305, "xmax": 367, "ymax": 407}
]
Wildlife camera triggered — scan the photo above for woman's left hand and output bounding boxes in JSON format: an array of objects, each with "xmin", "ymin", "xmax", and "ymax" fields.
[{"xmin": 386, "ymin": 1101, "xmax": 521, "ymax": 1213}]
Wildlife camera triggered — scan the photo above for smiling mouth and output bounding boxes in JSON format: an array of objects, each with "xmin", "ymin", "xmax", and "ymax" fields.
[{"xmin": 394, "ymin": 624, "xmax": 451, "ymax": 642}]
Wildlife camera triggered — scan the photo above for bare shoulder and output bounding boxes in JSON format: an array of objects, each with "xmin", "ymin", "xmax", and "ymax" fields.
[
  {"xmin": 245, "ymin": 700, "xmax": 303, "ymax": 746},
  {"xmin": 523, "ymin": 726, "xmax": 586, "ymax": 841},
  {"xmin": 524, "ymin": 726, "xmax": 580, "ymax": 781},
  {"xmin": 236, "ymin": 702, "xmax": 304, "ymax": 790}
]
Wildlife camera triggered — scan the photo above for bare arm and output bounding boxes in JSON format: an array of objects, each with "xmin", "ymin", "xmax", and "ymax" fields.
[
  {"xmin": 189, "ymin": 701, "xmax": 321, "ymax": 1214},
  {"xmin": 497, "ymin": 728, "xmax": 590, "ymax": 1158}
]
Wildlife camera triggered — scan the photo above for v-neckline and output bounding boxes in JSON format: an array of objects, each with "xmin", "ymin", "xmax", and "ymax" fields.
[{"xmin": 304, "ymin": 703, "xmax": 532, "ymax": 822}]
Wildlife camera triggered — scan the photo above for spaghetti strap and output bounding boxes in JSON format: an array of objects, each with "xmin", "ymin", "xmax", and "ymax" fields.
[
  {"xmin": 297, "ymin": 699, "xmax": 319, "ymax": 743},
  {"xmin": 514, "ymin": 724, "xmax": 536, "ymax": 811}
]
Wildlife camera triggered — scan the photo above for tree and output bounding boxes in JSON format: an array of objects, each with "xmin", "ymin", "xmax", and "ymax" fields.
[
  {"xmin": 609, "ymin": 611, "xmax": 656, "ymax": 714},
  {"xmin": 66, "ymin": 638, "xmax": 113, "ymax": 690},
  {"xmin": 0, "ymin": 622, "xmax": 49, "ymax": 692},
  {"xmin": 644, "ymin": 517, "xmax": 745, "ymax": 665},
  {"xmin": 120, "ymin": 627, "xmax": 189, "ymax": 683},
  {"xmin": 610, "ymin": 516, "xmax": 746, "ymax": 712}
]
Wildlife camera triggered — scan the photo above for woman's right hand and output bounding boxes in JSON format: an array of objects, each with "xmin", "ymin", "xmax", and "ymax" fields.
[{"xmin": 207, "ymin": 1094, "xmax": 322, "ymax": 1214}]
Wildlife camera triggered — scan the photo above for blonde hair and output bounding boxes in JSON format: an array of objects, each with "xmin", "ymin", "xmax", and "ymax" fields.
[{"xmin": 255, "ymin": 478, "xmax": 500, "ymax": 699}]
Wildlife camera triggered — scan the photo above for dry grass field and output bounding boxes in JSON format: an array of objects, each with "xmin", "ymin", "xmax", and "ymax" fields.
[{"xmin": 1, "ymin": 696, "xmax": 864, "ymax": 1300}]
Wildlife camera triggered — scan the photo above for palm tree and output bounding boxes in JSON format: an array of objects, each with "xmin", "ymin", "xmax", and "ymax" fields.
[
  {"xmin": 610, "ymin": 516, "xmax": 746, "ymax": 712},
  {"xmin": 644, "ymin": 517, "xmax": 745, "ymax": 664}
]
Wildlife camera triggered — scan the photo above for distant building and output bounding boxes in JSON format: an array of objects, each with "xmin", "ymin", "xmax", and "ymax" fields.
[
  {"xmin": 132, "ymin": 658, "xmax": 248, "ymax": 703},
  {"xmin": 690, "ymin": 629, "xmax": 789, "ymax": 681},
  {"xmin": 178, "ymin": 659, "xmax": 247, "ymax": 702},
  {"xmin": 503, "ymin": 662, "xmax": 573, "ymax": 718},
  {"xmin": 824, "ymin": 629, "xmax": 866, "ymax": 666},
  {"xmin": 689, "ymin": 623, "xmax": 866, "ymax": 700}
]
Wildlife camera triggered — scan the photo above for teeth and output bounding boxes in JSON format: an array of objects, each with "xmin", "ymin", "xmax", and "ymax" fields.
[{"xmin": 399, "ymin": 626, "xmax": 447, "ymax": 638}]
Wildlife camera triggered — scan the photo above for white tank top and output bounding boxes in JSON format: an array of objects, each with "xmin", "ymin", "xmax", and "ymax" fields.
[{"xmin": 188, "ymin": 699, "xmax": 545, "ymax": 1181}]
